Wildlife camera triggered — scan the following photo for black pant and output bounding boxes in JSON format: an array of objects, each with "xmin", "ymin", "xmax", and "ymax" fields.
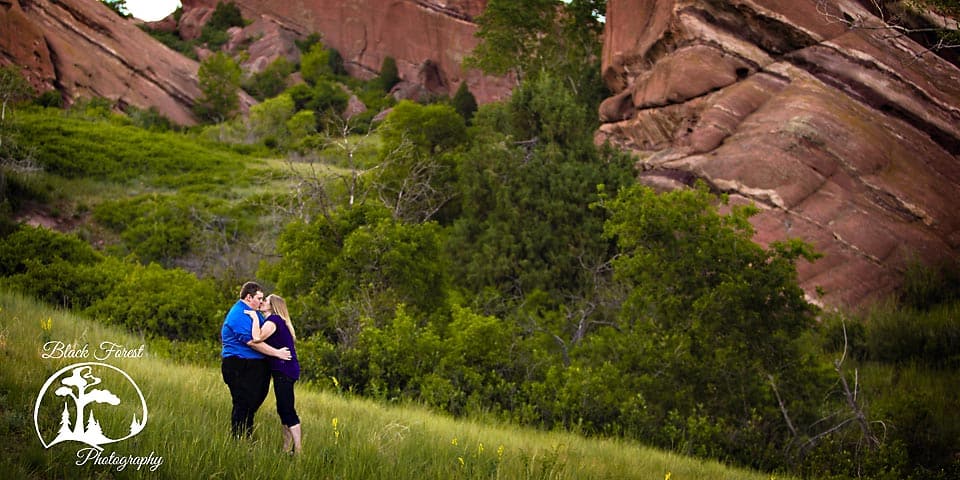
[
  {"xmin": 221, "ymin": 356, "xmax": 271, "ymax": 438},
  {"xmin": 272, "ymin": 372, "xmax": 300, "ymax": 427}
]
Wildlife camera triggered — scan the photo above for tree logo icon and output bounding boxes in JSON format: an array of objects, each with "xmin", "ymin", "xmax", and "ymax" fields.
[{"xmin": 33, "ymin": 362, "xmax": 148, "ymax": 450}]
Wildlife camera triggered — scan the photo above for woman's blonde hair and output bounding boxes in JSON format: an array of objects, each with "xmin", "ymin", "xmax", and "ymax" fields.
[{"xmin": 266, "ymin": 294, "xmax": 296, "ymax": 341}]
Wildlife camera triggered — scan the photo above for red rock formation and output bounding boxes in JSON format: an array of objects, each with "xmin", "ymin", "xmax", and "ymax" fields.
[
  {"xmin": 226, "ymin": 17, "xmax": 302, "ymax": 74},
  {"xmin": 599, "ymin": 0, "xmax": 960, "ymax": 308},
  {"xmin": 0, "ymin": 0, "xmax": 203, "ymax": 124},
  {"xmin": 179, "ymin": 0, "xmax": 512, "ymax": 103}
]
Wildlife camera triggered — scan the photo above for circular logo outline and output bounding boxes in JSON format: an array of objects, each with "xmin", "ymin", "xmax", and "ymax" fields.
[{"xmin": 34, "ymin": 362, "xmax": 148, "ymax": 449}]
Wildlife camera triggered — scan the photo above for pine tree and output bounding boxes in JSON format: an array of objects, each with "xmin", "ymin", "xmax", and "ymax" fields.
[
  {"xmin": 379, "ymin": 56, "xmax": 400, "ymax": 92},
  {"xmin": 57, "ymin": 402, "xmax": 72, "ymax": 437},
  {"xmin": 451, "ymin": 81, "xmax": 478, "ymax": 124},
  {"xmin": 130, "ymin": 414, "xmax": 142, "ymax": 435},
  {"xmin": 86, "ymin": 410, "xmax": 103, "ymax": 438}
]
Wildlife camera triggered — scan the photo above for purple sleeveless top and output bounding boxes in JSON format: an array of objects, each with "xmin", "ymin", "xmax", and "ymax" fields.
[{"xmin": 264, "ymin": 314, "xmax": 300, "ymax": 380}]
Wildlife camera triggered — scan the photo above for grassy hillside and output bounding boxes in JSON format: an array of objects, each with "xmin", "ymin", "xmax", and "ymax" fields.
[{"xmin": 0, "ymin": 291, "xmax": 783, "ymax": 479}]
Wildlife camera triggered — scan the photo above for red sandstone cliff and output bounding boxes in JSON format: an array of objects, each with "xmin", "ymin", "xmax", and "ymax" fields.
[
  {"xmin": 598, "ymin": 0, "xmax": 960, "ymax": 307},
  {"xmin": 0, "ymin": 0, "xmax": 506, "ymax": 124},
  {"xmin": 0, "ymin": 0, "xmax": 203, "ymax": 124},
  {"xmin": 176, "ymin": 0, "xmax": 513, "ymax": 103}
]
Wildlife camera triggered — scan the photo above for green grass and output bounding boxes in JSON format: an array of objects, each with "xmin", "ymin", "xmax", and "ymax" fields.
[
  {"xmin": 0, "ymin": 291, "xmax": 785, "ymax": 479},
  {"xmin": 13, "ymin": 109, "xmax": 248, "ymax": 185}
]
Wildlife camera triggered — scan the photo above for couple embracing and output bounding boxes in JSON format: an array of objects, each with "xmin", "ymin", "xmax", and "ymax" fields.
[{"xmin": 220, "ymin": 281, "xmax": 302, "ymax": 454}]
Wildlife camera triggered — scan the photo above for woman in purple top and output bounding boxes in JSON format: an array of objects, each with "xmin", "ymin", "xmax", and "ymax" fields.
[{"xmin": 249, "ymin": 294, "xmax": 302, "ymax": 454}]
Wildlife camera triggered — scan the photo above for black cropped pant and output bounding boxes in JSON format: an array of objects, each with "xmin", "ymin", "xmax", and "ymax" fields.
[{"xmin": 272, "ymin": 372, "xmax": 300, "ymax": 427}]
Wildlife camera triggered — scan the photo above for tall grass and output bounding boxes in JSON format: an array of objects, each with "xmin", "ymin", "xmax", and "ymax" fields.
[{"xmin": 0, "ymin": 291, "xmax": 784, "ymax": 479}]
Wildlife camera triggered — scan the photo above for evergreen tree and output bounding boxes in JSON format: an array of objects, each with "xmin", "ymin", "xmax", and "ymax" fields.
[
  {"xmin": 451, "ymin": 82, "xmax": 478, "ymax": 124},
  {"xmin": 57, "ymin": 402, "xmax": 72, "ymax": 438},
  {"xmin": 328, "ymin": 48, "xmax": 347, "ymax": 76},
  {"xmin": 86, "ymin": 411, "xmax": 103, "ymax": 437},
  {"xmin": 379, "ymin": 56, "xmax": 400, "ymax": 92}
]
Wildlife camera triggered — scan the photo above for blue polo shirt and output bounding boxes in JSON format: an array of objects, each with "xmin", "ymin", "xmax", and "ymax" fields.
[{"xmin": 220, "ymin": 300, "xmax": 266, "ymax": 359}]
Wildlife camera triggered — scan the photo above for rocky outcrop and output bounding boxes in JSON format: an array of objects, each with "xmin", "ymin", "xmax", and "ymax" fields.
[
  {"xmin": 0, "ymin": 0, "xmax": 203, "ymax": 124},
  {"xmin": 225, "ymin": 16, "xmax": 302, "ymax": 74},
  {"xmin": 177, "ymin": 0, "xmax": 512, "ymax": 103},
  {"xmin": 599, "ymin": 0, "xmax": 960, "ymax": 307}
]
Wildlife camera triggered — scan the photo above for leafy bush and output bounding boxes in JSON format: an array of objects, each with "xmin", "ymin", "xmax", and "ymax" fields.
[
  {"xmin": 874, "ymin": 383, "xmax": 960, "ymax": 479},
  {"xmin": 244, "ymin": 57, "xmax": 295, "ymax": 101},
  {"xmin": 295, "ymin": 33, "xmax": 323, "ymax": 52},
  {"xmin": 199, "ymin": 1, "xmax": 245, "ymax": 50},
  {"xmin": 124, "ymin": 105, "xmax": 175, "ymax": 132},
  {"xmin": 33, "ymin": 90, "xmax": 63, "ymax": 108},
  {"xmin": 327, "ymin": 48, "xmax": 347, "ymax": 76},
  {"xmin": 206, "ymin": 1, "xmax": 244, "ymax": 31},
  {"xmin": 94, "ymin": 192, "xmax": 245, "ymax": 266},
  {"xmin": 85, "ymin": 262, "xmax": 222, "ymax": 340},
  {"xmin": 0, "ymin": 224, "xmax": 99, "ymax": 276},
  {"xmin": 300, "ymin": 43, "xmax": 334, "ymax": 86},
  {"xmin": 0, "ymin": 225, "xmax": 121, "ymax": 309},
  {"xmin": 379, "ymin": 101, "xmax": 467, "ymax": 155}
]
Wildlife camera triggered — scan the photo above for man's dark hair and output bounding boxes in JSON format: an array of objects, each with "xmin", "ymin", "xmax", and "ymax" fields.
[{"xmin": 239, "ymin": 281, "xmax": 262, "ymax": 300}]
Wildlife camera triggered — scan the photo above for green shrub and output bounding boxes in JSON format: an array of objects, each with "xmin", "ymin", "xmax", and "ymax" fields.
[
  {"xmin": 207, "ymin": 1, "xmax": 244, "ymax": 31},
  {"xmin": 294, "ymin": 334, "xmax": 339, "ymax": 387},
  {"xmin": 817, "ymin": 311, "xmax": 869, "ymax": 360},
  {"xmin": 307, "ymin": 79, "xmax": 350, "ymax": 117},
  {"xmin": 93, "ymin": 192, "xmax": 243, "ymax": 266},
  {"xmin": 0, "ymin": 225, "xmax": 122, "ymax": 309},
  {"xmin": 140, "ymin": 26, "xmax": 197, "ymax": 60},
  {"xmin": 328, "ymin": 48, "xmax": 347, "ymax": 76},
  {"xmin": 244, "ymin": 57, "xmax": 295, "ymax": 101},
  {"xmin": 199, "ymin": 1, "xmax": 245, "ymax": 50},
  {"xmin": 125, "ymin": 106, "xmax": 174, "ymax": 132},
  {"xmin": 33, "ymin": 90, "xmax": 63, "ymax": 108},
  {"xmin": 295, "ymin": 33, "xmax": 323, "ymax": 53},
  {"xmin": 65, "ymin": 97, "xmax": 116, "ymax": 121},
  {"xmin": 300, "ymin": 43, "xmax": 334, "ymax": 85},
  {"xmin": 85, "ymin": 262, "xmax": 222, "ymax": 340},
  {"xmin": 0, "ymin": 225, "xmax": 99, "ymax": 276},
  {"xmin": 378, "ymin": 56, "xmax": 399, "ymax": 92}
]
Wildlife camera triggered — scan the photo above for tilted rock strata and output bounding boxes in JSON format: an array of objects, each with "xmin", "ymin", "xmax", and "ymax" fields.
[
  {"xmin": 178, "ymin": 0, "xmax": 512, "ymax": 103},
  {"xmin": 599, "ymin": 0, "xmax": 960, "ymax": 307},
  {"xmin": 1, "ymin": 0, "xmax": 203, "ymax": 124}
]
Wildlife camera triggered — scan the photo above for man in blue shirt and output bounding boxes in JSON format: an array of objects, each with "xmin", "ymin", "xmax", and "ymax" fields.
[{"xmin": 221, "ymin": 281, "xmax": 291, "ymax": 438}]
